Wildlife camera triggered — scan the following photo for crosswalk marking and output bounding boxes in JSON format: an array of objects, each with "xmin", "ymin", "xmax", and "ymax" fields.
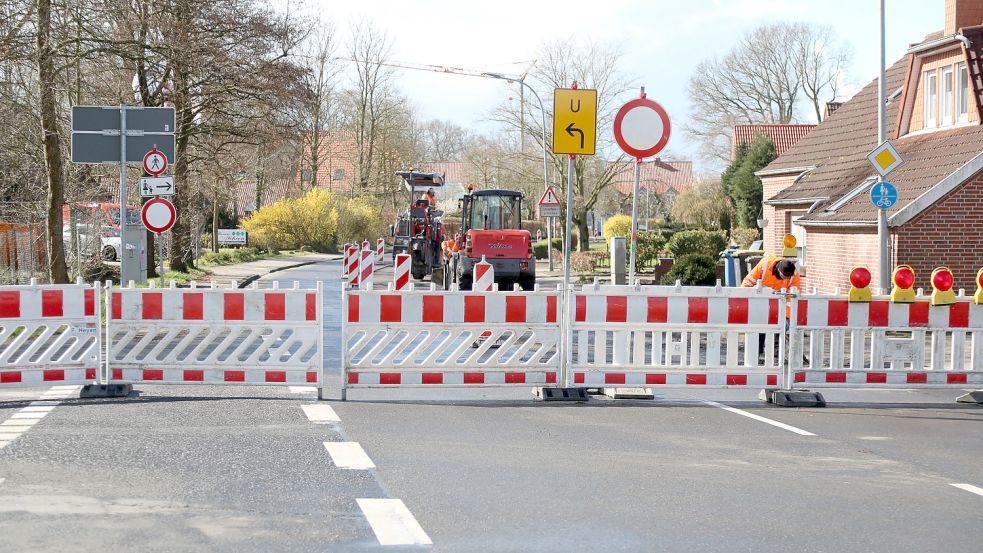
[
  {"xmin": 356, "ymin": 498, "xmax": 432, "ymax": 546},
  {"xmin": 301, "ymin": 404, "xmax": 339, "ymax": 423},
  {"xmin": 323, "ymin": 442, "xmax": 376, "ymax": 470}
]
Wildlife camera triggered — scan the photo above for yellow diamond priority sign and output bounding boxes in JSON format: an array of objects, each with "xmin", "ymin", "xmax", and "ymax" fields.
[
  {"xmin": 552, "ymin": 88, "xmax": 597, "ymax": 156},
  {"xmin": 866, "ymin": 140, "xmax": 903, "ymax": 177}
]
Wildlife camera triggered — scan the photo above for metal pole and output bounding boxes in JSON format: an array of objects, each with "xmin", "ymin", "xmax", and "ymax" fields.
[
  {"xmin": 877, "ymin": 0, "xmax": 890, "ymax": 290},
  {"xmin": 629, "ymin": 159, "xmax": 641, "ymax": 284},
  {"xmin": 158, "ymin": 232, "xmax": 164, "ymax": 287},
  {"xmin": 119, "ymin": 105, "xmax": 127, "ymax": 283},
  {"xmin": 562, "ymin": 154, "xmax": 575, "ymax": 386},
  {"xmin": 515, "ymin": 79, "xmax": 553, "ymax": 272}
]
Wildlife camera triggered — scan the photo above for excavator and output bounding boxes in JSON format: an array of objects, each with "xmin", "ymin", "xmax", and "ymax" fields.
[{"xmin": 391, "ymin": 171, "xmax": 445, "ymax": 280}]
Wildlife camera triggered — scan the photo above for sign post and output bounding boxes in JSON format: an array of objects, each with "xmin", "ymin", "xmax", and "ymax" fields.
[
  {"xmin": 612, "ymin": 88, "xmax": 672, "ymax": 284},
  {"xmin": 867, "ymin": 138, "xmax": 904, "ymax": 290}
]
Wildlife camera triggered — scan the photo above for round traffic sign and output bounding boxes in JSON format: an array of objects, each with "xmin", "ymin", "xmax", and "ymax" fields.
[
  {"xmin": 143, "ymin": 148, "xmax": 168, "ymax": 176},
  {"xmin": 870, "ymin": 181, "xmax": 898, "ymax": 210},
  {"xmin": 613, "ymin": 97, "xmax": 671, "ymax": 159},
  {"xmin": 141, "ymin": 197, "xmax": 176, "ymax": 234}
]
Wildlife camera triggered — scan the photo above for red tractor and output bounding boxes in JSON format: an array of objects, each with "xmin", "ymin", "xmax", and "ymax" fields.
[{"xmin": 442, "ymin": 188, "xmax": 535, "ymax": 291}]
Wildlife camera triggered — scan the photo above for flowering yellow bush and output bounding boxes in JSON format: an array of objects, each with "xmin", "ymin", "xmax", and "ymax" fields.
[
  {"xmin": 602, "ymin": 214, "xmax": 632, "ymax": 244},
  {"xmin": 243, "ymin": 189, "xmax": 351, "ymax": 252}
]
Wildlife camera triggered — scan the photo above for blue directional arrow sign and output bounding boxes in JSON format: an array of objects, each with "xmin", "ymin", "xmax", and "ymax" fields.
[{"xmin": 870, "ymin": 181, "xmax": 898, "ymax": 210}]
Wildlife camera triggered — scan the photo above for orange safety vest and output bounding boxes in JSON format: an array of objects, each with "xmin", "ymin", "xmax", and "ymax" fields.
[{"xmin": 741, "ymin": 256, "xmax": 801, "ymax": 317}]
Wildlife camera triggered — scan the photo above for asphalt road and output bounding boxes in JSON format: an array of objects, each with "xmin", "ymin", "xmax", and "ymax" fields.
[{"xmin": 1, "ymin": 257, "xmax": 982, "ymax": 552}]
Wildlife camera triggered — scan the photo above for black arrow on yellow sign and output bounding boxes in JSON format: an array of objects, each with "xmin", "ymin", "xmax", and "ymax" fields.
[{"xmin": 565, "ymin": 122, "xmax": 585, "ymax": 149}]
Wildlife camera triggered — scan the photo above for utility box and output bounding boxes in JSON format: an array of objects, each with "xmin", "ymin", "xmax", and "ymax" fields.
[
  {"xmin": 121, "ymin": 223, "xmax": 147, "ymax": 284},
  {"xmin": 611, "ymin": 236, "xmax": 627, "ymax": 285}
]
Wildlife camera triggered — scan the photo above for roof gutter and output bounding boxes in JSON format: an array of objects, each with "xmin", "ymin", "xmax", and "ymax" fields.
[
  {"xmin": 794, "ymin": 219, "xmax": 878, "ymax": 228},
  {"xmin": 907, "ymin": 34, "xmax": 970, "ymax": 55},
  {"xmin": 764, "ymin": 196, "xmax": 828, "ymax": 206}
]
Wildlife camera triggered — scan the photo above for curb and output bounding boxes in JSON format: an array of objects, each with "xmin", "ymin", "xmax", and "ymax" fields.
[{"xmin": 236, "ymin": 260, "xmax": 321, "ymax": 288}]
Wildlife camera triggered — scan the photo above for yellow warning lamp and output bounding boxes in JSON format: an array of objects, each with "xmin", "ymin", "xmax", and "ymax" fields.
[
  {"xmin": 848, "ymin": 266, "xmax": 872, "ymax": 302},
  {"xmin": 782, "ymin": 234, "xmax": 797, "ymax": 257},
  {"xmin": 930, "ymin": 266, "xmax": 956, "ymax": 306},
  {"xmin": 974, "ymin": 268, "xmax": 983, "ymax": 305},
  {"xmin": 890, "ymin": 265, "xmax": 916, "ymax": 303}
]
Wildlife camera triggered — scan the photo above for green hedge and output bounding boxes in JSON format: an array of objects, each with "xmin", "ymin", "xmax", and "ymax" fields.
[
  {"xmin": 660, "ymin": 254, "xmax": 718, "ymax": 286},
  {"xmin": 533, "ymin": 238, "xmax": 563, "ymax": 259},
  {"xmin": 666, "ymin": 229, "xmax": 727, "ymax": 258}
]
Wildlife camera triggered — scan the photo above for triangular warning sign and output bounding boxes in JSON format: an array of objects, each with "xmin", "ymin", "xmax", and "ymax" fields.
[{"xmin": 539, "ymin": 186, "xmax": 561, "ymax": 206}]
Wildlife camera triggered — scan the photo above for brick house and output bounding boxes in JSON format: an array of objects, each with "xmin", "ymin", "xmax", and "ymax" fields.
[
  {"xmin": 609, "ymin": 159, "xmax": 693, "ymax": 218},
  {"xmin": 731, "ymin": 124, "xmax": 816, "ymax": 160},
  {"xmin": 758, "ymin": 0, "xmax": 983, "ymax": 293}
]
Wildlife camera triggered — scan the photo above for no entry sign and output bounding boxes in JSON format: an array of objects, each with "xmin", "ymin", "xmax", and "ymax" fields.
[
  {"xmin": 141, "ymin": 197, "xmax": 176, "ymax": 233},
  {"xmin": 613, "ymin": 97, "xmax": 671, "ymax": 159}
]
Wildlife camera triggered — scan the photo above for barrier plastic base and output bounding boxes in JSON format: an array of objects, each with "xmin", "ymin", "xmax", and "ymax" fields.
[
  {"xmin": 602, "ymin": 387, "xmax": 655, "ymax": 399},
  {"xmin": 759, "ymin": 388, "xmax": 826, "ymax": 408},
  {"xmin": 534, "ymin": 387, "xmax": 589, "ymax": 402},
  {"xmin": 956, "ymin": 390, "xmax": 983, "ymax": 404},
  {"xmin": 80, "ymin": 384, "xmax": 133, "ymax": 399}
]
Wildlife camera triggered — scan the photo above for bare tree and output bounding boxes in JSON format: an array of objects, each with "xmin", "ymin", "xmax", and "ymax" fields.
[
  {"xmin": 794, "ymin": 24, "xmax": 851, "ymax": 123},
  {"xmin": 346, "ymin": 19, "xmax": 395, "ymax": 194},
  {"xmin": 299, "ymin": 22, "xmax": 341, "ymax": 191},
  {"xmin": 421, "ymin": 119, "xmax": 472, "ymax": 161}
]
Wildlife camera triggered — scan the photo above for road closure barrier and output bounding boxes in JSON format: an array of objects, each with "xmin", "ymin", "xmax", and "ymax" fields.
[
  {"xmin": 106, "ymin": 281, "xmax": 322, "ymax": 387},
  {"xmin": 0, "ymin": 280, "xmax": 102, "ymax": 388},
  {"xmin": 568, "ymin": 283, "xmax": 785, "ymax": 388},
  {"xmin": 342, "ymin": 286, "xmax": 560, "ymax": 397}
]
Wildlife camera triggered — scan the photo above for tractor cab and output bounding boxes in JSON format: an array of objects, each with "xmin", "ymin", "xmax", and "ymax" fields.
[{"xmin": 392, "ymin": 171, "xmax": 445, "ymax": 279}]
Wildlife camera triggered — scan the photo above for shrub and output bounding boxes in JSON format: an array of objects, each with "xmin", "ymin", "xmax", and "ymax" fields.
[
  {"xmin": 571, "ymin": 251, "xmax": 598, "ymax": 274},
  {"xmin": 603, "ymin": 214, "xmax": 632, "ymax": 244},
  {"xmin": 666, "ymin": 229, "xmax": 727, "ymax": 258},
  {"xmin": 334, "ymin": 195, "xmax": 382, "ymax": 247},
  {"xmin": 533, "ymin": 238, "xmax": 564, "ymax": 259},
  {"xmin": 242, "ymin": 189, "xmax": 338, "ymax": 252},
  {"xmin": 730, "ymin": 227, "xmax": 760, "ymax": 249},
  {"xmin": 660, "ymin": 254, "xmax": 719, "ymax": 286},
  {"xmin": 636, "ymin": 230, "xmax": 668, "ymax": 270}
]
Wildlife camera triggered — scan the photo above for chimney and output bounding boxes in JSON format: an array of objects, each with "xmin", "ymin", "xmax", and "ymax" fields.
[
  {"xmin": 824, "ymin": 102, "xmax": 843, "ymax": 119},
  {"xmin": 945, "ymin": 0, "xmax": 983, "ymax": 35}
]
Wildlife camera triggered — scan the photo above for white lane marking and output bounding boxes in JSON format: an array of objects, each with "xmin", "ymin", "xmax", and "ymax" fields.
[
  {"xmin": 0, "ymin": 432, "xmax": 25, "ymax": 440},
  {"xmin": 0, "ymin": 477, "xmax": 5, "ymax": 485},
  {"xmin": 29, "ymin": 401, "xmax": 61, "ymax": 406},
  {"xmin": 10, "ymin": 412, "xmax": 47, "ymax": 420},
  {"xmin": 289, "ymin": 386, "xmax": 317, "ymax": 393},
  {"xmin": 0, "ymin": 441, "xmax": 9, "ymax": 449},
  {"xmin": 51, "ymin": 385, "xmax": 78, "ymax": 390},
  {"xmin": 951, "ymin": 483, "xmax": 983, "ymax": 498},
  {"xmin": 1, "ymin": 419, "xmax": 38, "ymax": 427},
  {"xmin": 301, "ymin": 404, "xmax": 339, "ymax": 423},
  {"xmin": 356, "ymin": 498, "xmax": 432, "ymax": 546},
  {"xmin": 701, "ymin": 400, "xmax": 816, "ymax": 436},
  {"xmin": 19, "ymin": 406, "xmax": 56, "ymax": 413},
  {"xmin": 859, "ymin": 436, "xmax": 893, "ymax": 441},
  {"xmin": 0, "ymin": 426, "xmax": 33, "ymax": 433},
  {"xmin": 324, "ymin": 442, "xmax": 376, "ymax": 470}
]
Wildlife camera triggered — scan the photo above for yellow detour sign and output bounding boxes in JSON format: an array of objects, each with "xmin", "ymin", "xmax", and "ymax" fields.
[{"xmin": 552, "ymin": 88, "xmax": 597, "ymax": 155}]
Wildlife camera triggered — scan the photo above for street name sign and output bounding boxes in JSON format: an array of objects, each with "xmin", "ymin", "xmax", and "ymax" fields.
[
  {"xmin": 552, "ymin": 88, "xmax": 597, "ymax": 155},
  {"xmin": 140, "ymin": 177, "xmax": 175, "ymax": 197},
  {"xmin": 866, "ymin": 140, "xmax": 903, "ymax": 177},
  {"xmin": 537, "ymin": 186, "xmax": 561, "ymax": 218}
]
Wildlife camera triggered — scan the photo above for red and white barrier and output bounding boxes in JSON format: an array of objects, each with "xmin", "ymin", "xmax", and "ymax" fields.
[
  {"xmin": 377, "ymin": 238, "xmax": 385, "ymax": 264},
  {"xmin": 347, "ymin": 245, "xmax": 359, "ymax": 288},
  {"xmin": 106, "ymin": 281, "xmax": 323, "ymax": 387},
  {"xmin": 789, "ymin": 292, "xmax": 983, "ymax": 387},
  {"xmin": 359, "ymin": 249, "xmax": 374, "ymax": 291},
  {"xmin": 342, "ymin": 288, "xmax": 560, "ymax": 397},
  {"xmin": 474, "ymin": 257, "xmax": 494, "ymax": 292},
  {"xmin": 0, "ymin": 281, "xmax": 103, "ymax": 388},
  {"xmin": 393, "ymin": 253, "xmax": 411, "ymax": 291},
  {"xmin": 569, "ymin": 284, "xmax": 785, "ymax": 388},
  {"xmin": 342, "ymin": 243, "xmax": 352, "ymax": 279}
]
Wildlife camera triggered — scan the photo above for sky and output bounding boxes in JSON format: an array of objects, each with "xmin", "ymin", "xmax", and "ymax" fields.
[{"xmin": 294, "ymin": 0, "xmax": 943, "ymax": 174}]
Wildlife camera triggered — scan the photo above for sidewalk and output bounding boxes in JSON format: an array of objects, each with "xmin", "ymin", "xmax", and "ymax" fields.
[{"xmin": 196, "ymin": 253, "xmax": 339, "ymax": 287}]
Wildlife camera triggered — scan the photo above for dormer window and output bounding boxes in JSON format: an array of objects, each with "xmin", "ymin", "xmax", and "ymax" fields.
[
  {"xmin": 924, "ymin": 69, "xmax": 938, "ymax": 128},
  {"xmin": 942, "ymin": 66, "xmax": 954, "ymax": 126},
  {"xmin": 958, "ymin": 62, "xmax": 969, "ymax": 123}
]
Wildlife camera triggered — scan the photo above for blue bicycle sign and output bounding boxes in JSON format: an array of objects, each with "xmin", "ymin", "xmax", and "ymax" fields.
[{"xmin": 870, "ymin": 181, "xmax": 898, "ymax": 210}]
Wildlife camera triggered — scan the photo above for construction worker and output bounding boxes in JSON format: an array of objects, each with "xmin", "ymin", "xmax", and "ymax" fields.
[
  {"xmin": 424, "ymin": 187, "xmax": 436, "ymax": 206},
  {"xmin": 742, "ymin": 256, "xmax": 800, "ymax": 358}
]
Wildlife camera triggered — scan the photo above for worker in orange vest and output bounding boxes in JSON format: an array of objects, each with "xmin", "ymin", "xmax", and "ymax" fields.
[{"xmin": 742, "ymin": 256, "xmax": 800, "ymax": 359}]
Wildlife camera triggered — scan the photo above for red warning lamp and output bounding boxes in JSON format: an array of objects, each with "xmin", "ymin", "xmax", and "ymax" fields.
[
  {"xmin": 848, "ymin": 266, "xmax": 872, "ymax": 302},
  {"xmin": 891, "ymin": 265, "xmax": 916, "ymax": 303},
  {"xmin": 930, "ymin": 266, "xmax": 956, "ymax": 306}
]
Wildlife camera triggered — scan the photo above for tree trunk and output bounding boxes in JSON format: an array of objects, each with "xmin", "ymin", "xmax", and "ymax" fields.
[
  {"xmin": 211, "ymin": 200, "xmax": 218, "ymax": 253},
  {"xmin": 577, "ymin": 217, "xmax": 590, "ymax": 252},
  {"xmin": 37, "ymin": 0, "xmax": 70, "ymax": 284},
  {"xmin": 169, "ymin": 69, "xmax": 193, "ymax": 272}
]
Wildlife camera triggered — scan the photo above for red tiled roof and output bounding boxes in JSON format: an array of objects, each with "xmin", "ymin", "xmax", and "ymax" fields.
[
  {"xmin": 232, "ymin": 177, "xmax": 300, "ymax": 216},
  {"xmin": 608, "ymin": 160, "xmax": 693, "ymax": 196},
  {"xmin": 731, "ymin": 124, "xmax": 816, "ymax": 160},
  {"xmin": 415, "ymin": 161, "xmax": 483, "ymax": 185}
]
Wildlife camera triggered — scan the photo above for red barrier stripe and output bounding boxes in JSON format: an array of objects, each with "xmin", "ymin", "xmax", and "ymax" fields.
[
  {"xmin": 575, "ymin": 295, "xmax": 586, "ymax": 322},
  {"xmin": 184, "ymin": 370, "xmax": 204, "ymax": 382},
  {"xmin": 950, "ymin": 302, "xmax": 969, "ymax": 328},
  {"xmin": 423, "ymin": 295, "xmax": 443, "ymax": 322},
  {"xmin": 347, "ymin": 372, "xmax": 359, "ymax": 384},
  {"xmin": 727, "ymin": 298, "xmax": 748, "ymax": 325},
  {"xmin": 143, "ymin": 292, "xmax": 162, "ymax": 320},
  {"xmin": 646, "ymin": 373, "xmax": 667, "ymax": 385},
  {"xmin": 306, "ymin": 293, "xmax": 317, "ymax": 321},
  {"xmin": 685, "ymin": 374, "xmax": 707, "ymax": 385},
  {"xmin": 422, "ymin": 372, "xmax": 443, "ymax": 384},
  {"xmin": 546, "ymin": 372, "xmax": 557, "ymax": 384},
  {"xmin": 0, "ymin": 371, "xmax": 22, "ymax": 383},
  {"xmin": 43, "ymin": 370, "xmax": 65, "ymax": 381},
  {"xmin": 380, "ymin": 295, "xmax": 402, "ymax": 323},
  {"xmin": 909, "ymin": 302, "xmax": 929, "ymax": 327},
  {"xmin": 112, "ymin": 292, "xmax": 121, "ymax": 320},
  {"xmin": 86, "ymin": 368, "xmax": 96, "ymax": 380},
  {"xmin": 307, "ymin": 371, "xmax": 317, "ymax": 383},
  {"xmin": 606, "ymin": 296, "xmax": 627, "ymax": 323},
  {"xmin": 464, "ymin": 295, "xmax": 485, "ymax": 322},
  {"xmin": 265, "ymin": 293, "xmax": 285, "ymax": 321},
  {"xmin": 726, "ymin": 374, "xmax": 747, "ymax": 386},
  {"xmin": 464, "ymin": 372, "xmax": 484, "ymax": 384},
  {"xmin": 767, "ymin": 375, "xmax": 778, "ymax": 386},
  {"xmin": 573, "ymin": 372, "xmax": 585, "ymax": 384},
  {"xmin": 868, "ymin": 301, "xmax": 889, "ymax": 327},
  {"xmin": 794, "ymin": 371, "xmax": 805, "ymax": 383},
  {"xmin": 395, "ymin": 271, "xmax": 409, "ymax": 291},
  {"xmin": 866, "ymin": 372, "xmax": 887, "ymax": 383},
  {"xmin": 505, "ymin": 372, "xmax": 526, "ymax": 384},
  {"xmin": 826, "ymin": 372, "xmax": 847, "ymax": 383},
  {"xmin": 797, "ymin": 300, "xmax": 808, "ymax": 326},
  {"xmin": 506, "ymin": 296, "xmax": 526, "ymax": 323},
  {"xmin": 547, "ymin": 296, "xmax": 558, "ymax": 323},
  {"xmin": 84, "ymin": 288, "xmax": 95, "ymax": 316},
  {"xmin": 948, "ymin": 373, "xmax": 968, "ymax": 384},
  {"xmin": 906, "ymin": 372, "xmax": 927, "ymax": 384},
  {"xmin": 225, "ymin": 371, "xmax": 245, "ymax": 382},
  {"xmin": 42, "ymin": 289, "xmax": 63, "ymax": 317},
  {"xmin": 143, "ymin": 369, "xmax": 164, "ymax": 381},
  {"xmin": 184, "ymin": 293, "xmax": 203, "ymax": 320},
  {"xmin": 0, "ymin": 291, "xmax": 19, "ymax": 318},
  {"xmin": 265, "ymin": 371, "xmax": 287, "ymax": 383},
  {"xmin": 380, "ymin": 373, "xmax": 401, "ymax": 385},
  {"xmin": 768, "ymin": 299, "xmax": 779, "ymax": 325},
  {"xmin": 112, "ymin": 368, "xmax": 123, "ymax": 380},
  {"xmin": 347, "ymin": 295, "xmax": 359, "ymax": 323},
  {"xmin": 827, "ymin": 300, "xmax": 849, "ymax": 326},
  {"xmin": 224, "ymin": 293, "xmax": 245, "ymax": 320},
  {"xmin": 605, "ymin": 373, "xmax": 626, "ymax": 385},
  {"xmin": 687, "ymin": 298, "xmax": 708, "ymax": 324},
  {"xmin": 647, "ymin": 297, "xmax": 668, "ymax": 323}
]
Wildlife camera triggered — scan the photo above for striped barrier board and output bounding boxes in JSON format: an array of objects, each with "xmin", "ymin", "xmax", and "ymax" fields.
[
  {"xmin": 107, "ymin": 282, "xmax": 323, "ymax": 386},
  {"xmin": 789, "ymin": 293, "xmax": 983, "ymax": 387},
  {"xmin": 377, "ymin": 238, "xmax": 385, "ymax": 264},
  {"xmin": 393, "ymin": 254, "xmax": 411, "ymax": 291},
  {"xmin": 0, "ymin": 281, "xmax": 102, "ymax": 388},
  {"xmin": 342, "ymin": 288, "xmax": 560, "ymax": 395},
  {"xmin": 359, "ymin": 249, "xmax": 374, "ymax": 291},
  {"xmin": 570, "ymin": 284, "xmax": 785, "ymax": 388}
]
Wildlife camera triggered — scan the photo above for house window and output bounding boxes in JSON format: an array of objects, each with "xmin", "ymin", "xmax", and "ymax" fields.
[
  {"xmin": 942, "ymin": 66, "xmax": 954, "ymax": 126},
  {"xmin": 958, "ymin": 62, "xmax": 969, "ymax": 123},
  {"xmin": 790, "ymin": 214, "xmax": 807, "ymax": 269},
  {"xmin": 333, "ymin": 168, "xmax": 344, "ymax": 181},
  {"xmin": 924, "ymin": 69, "xmax": 938, "ymax": 128},
  {"xmin": 301, "ymin": 169, "xmax": 312, "ymax": 183}
]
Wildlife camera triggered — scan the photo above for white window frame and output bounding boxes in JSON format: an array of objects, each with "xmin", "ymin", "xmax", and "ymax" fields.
[
  {"xmin": 942, "ymin": 65, "xmax": 954, "ymax": 126},
  {"xmin": 925, "ymin": 69, "xmax": 938, "ymax": 128},
  {"xmin": 790, "ymin": 214, "xmax": 807, "ymax": 271},
  {"xmin": 958, "ymin": 62, "xmax": 970, "ymax": 123}
]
